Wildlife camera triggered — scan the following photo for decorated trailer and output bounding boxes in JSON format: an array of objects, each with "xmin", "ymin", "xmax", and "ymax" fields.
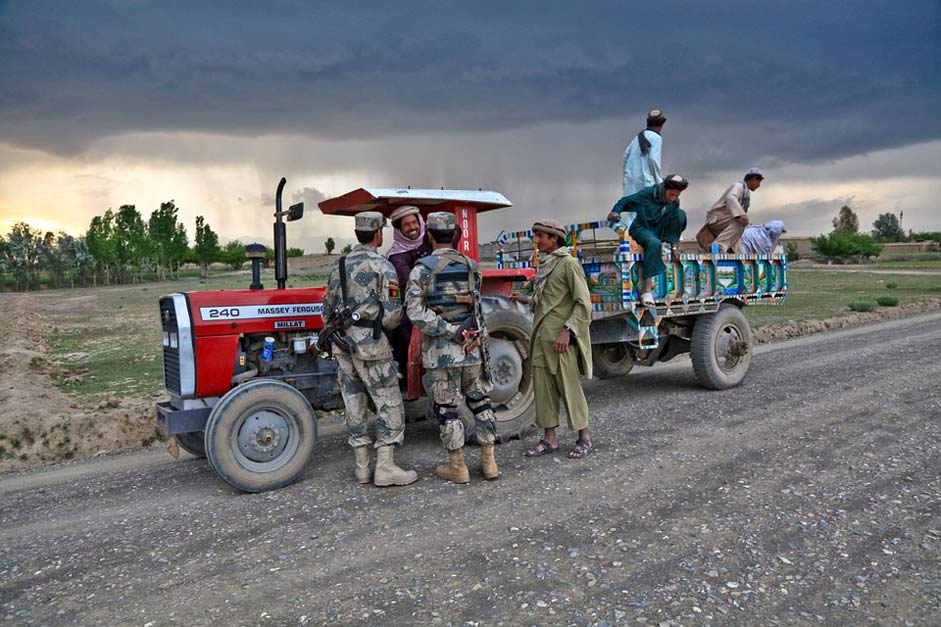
[{"xmin": 496, "ymin": 220, "xmax": 787, "ymax": 389}]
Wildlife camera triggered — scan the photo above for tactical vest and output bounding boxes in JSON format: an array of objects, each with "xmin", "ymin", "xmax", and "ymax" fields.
[{"xmin": 418, "ymin": 252, "xmax": 475, "ymax": 322}]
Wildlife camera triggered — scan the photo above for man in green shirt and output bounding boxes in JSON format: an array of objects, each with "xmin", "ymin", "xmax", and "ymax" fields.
[
  {"xmin": 607, "ymin": 174, "xmax": 689, "ymax": 307},
  {"xmin": 515, "ymin": 219, "xmax": 594, "ymax": 459}
]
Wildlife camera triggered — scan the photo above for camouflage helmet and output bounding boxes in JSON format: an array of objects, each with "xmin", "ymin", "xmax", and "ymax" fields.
[
  {"xmin": 426, "ymin": 212, "xmax": 456, "ymax": 231},
  {"xmin": 354, "ymin": 211, "xmax": 387, "ymax": 231}
]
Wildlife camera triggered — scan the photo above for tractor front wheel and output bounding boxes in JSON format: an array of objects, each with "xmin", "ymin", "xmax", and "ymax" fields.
[{"xmin": 205, "ymin": 379, "xmax": 318, "ymax": 493}]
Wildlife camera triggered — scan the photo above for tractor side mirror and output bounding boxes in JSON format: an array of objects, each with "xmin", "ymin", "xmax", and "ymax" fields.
[{"xmin": 287, "ymin": 202, "xmax": 304, "ymax": 222}]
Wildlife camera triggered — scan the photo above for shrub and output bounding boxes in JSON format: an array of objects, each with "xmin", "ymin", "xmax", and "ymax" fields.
[
  {"xmin": 886, "ymin": 282, "xmax": 897, "ymax": 289},
  {"xmin": 876, "ymin": 296, "xmax": 899, "ymax": 307},
  {"xmin": 811, "ymin": 232, "xmax": 883, "ymax": 260},
  {"xmin": 848, "ymin": 302, "xmax": 874, "ymax": 312},
  {"xmin": 784, "ymin": 242, "xmax": 799, "ymax": 260}
]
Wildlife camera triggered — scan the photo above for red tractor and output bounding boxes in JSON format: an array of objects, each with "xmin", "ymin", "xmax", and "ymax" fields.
[{"xmin": 156, "ymin": 179, "xmax": 536, "ymax": 492}]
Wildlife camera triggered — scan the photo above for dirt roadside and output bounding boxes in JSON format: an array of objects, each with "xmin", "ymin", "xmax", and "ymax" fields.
[{"xmin": 0, "ymin": 294, "xmax": 160, "ymax": 473}]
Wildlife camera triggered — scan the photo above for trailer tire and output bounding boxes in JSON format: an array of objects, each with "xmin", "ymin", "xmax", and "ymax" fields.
[
  {"xmin": 591, "ymin": 342, "xmax": 635, "ymax": 379},
  {"xmin": 480, "ymin": 296, "xmax": 536, "ymax": 442},
  {"xmin": 175, "ymin": 431, "xmax": 206, "ymax": 458},
  {"xmin": 205, "ymin": 379, "xmax": 318, "ymax": 493},
  {"xmin": 691, "ymin": 304, "xmax": 752, "ymax": 390}
]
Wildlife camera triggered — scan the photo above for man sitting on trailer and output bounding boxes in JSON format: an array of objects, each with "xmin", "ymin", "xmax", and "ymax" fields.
[{"xmin": 606, "ymin": 174, "xmax": 689, "ymax": 307}]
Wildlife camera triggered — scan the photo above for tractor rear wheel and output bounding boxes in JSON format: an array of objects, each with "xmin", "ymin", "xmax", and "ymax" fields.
[
  {"xmin": 690, "ymin": 304, "xmax": 753, "ymax": 390},
  {"xmin": 481, "ymin": 296, "xmax": 536, "ymax": 442},
  {"xmin": 175, "ymin": 431, "xmax": 206, "ymax": 458},
  {"xmin": 591, "ymin": 342, "xmax": 635, "ymax": 379},
  {"xmin": 205, "ymin": 379, "xmax": 318, "ymax": 493}
]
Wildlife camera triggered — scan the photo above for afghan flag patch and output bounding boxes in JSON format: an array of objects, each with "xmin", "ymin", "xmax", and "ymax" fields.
[{"xmin": 388, "ymin": 279, "xmax": 400, "ymax": 299}]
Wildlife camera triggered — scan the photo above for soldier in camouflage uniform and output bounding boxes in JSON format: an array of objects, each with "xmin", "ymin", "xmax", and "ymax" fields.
[
  {"xmin": 322, "ymin": 211, "xmax": 417, "ymax": 487},
  {"xmin": 405, "ymin": 212, "xmax": 500, "ymax": 483}
]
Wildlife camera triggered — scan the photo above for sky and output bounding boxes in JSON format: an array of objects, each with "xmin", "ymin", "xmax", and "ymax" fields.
[{"xmin": 1, "ymin": 0, "xmax": 939, "ymax": 252}]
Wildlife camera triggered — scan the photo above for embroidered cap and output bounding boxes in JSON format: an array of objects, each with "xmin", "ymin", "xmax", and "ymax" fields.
[
  {"xmin": 745, "ymin": 167, "xmax": 764, "ymax": 180},
  {"xmin": 389, "ymin": 205, "xmax": 420, "ymax": 224},
  {"xmin": 532, "ymin": 219, "xmax": 567, "ymax": 238},
  {"xmin": 663, "ymin": 174, "xmax": 689, "ymax": 191}
]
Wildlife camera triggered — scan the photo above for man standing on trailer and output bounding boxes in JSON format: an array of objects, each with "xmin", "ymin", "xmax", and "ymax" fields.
[
  {"xmin": 405, "ymin": 212, "xmax": 500, "ymax": 484},
  {"xmin": 517, "ymin": 219, "xmax": 594, "ymax": 459},
  {"xmin": 322, "ymin": 211, "xmax": 418, "ymax": 487},
  {"xmin": 623, "ymin": 108, "xmax": 667, "ymax": 196}
]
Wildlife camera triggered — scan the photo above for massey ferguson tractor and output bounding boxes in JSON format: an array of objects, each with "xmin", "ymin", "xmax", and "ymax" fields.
[{"xmin": 156, "ymin": 179, "xmax": 536, "ymax": 492}]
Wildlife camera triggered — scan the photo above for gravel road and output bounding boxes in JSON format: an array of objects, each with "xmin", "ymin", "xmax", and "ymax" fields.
[{"xmin": 2, "ymin": 313, "xmax": 940, "ymax": 626}]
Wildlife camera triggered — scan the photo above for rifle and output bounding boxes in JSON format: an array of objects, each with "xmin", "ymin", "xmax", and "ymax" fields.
[
  {"xmin": 316, "ymin": 307, "xmax": 360, "ymax": 357},
  {"xmin": 445, "ymin": 292, "xmax": 492, "ymax": 383}
]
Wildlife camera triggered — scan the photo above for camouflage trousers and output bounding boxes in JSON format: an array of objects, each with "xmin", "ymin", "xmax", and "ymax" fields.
[
  {"xmin": 426, "ymin": 365, "xmax": 496, "ymax": 450},
  {"xmin": 335, "ymin": 353, "xmax": 405, "ymax": 449}
]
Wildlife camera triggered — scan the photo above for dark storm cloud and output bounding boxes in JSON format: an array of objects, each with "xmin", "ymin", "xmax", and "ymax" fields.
[{"xmin": 1, "ymin": 0, "xmax": 938, "ymax": 172}]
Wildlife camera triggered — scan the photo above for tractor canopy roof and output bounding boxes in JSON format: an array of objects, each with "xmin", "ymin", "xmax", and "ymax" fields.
[{"xmin": 319, "ymin": 188, "xmax": 512, "ymax": 217}]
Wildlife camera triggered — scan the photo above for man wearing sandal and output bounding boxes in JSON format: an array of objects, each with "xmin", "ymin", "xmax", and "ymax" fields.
[{"xmin": 513, "ymin": 219, "xmax": 594, "ymax": 459}]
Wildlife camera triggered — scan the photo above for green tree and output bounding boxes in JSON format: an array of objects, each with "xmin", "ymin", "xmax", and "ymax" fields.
[
  {"xmin": 85, "ymin": 210, "xmax": 116, "ymax": 285},
  {"xmin": 832, "ymin": 205, "xmax": 859, "ymax": 233},
  {"xmin": 0, "ymin": 236, "xmax": 8, "ymax": 291},
  {"xmin": 811, "ymin": 231, "xmax": 882, "ymax": 261},
  {"xmin": 325, "ymin": 237, "xmax": 335, "ymax": 255},
  {"xmin": 113, "ymin": 205, "xmax": 150, "ymax": 283},
  {"xmin": 286, "ymin": 247, "xmax": 304, "ymax": 258},
  {"xmin": 194, "ymin": 215, "xmax": 220, "ymax": 277},
  {"xmin": 148, "ymin": 200, "xmax": 185, "ymax": 280},
  {"xmin": 221, "ymin": 240, "xmax": 247, "ymax": 270},
  {"xmin": 871, "ymin": 212, "xmax": 906, "ymax": 242},
  {"xmin": 6, "ymin": 222, "xmax": 44, "ymax": 290},
  {"xmin": 340, "ymin": 243, "xmax": 352, "ymax": 254},
  {"xmin": 908, "ymin": 231, "xmax": 941, "ymax": 244}
]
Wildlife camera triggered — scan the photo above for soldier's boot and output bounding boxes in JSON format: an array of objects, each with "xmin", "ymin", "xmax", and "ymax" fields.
[
  {"xmin": 479, "ymin": 443, "xmax": 500, "ymax": 481},
  {"xmin": 434, "ymin": 448, "xmax": 471, "ymax": 484},
  {"xmin": 353, "ymin": 446, "xmax": 372, "ymax": 484},
  {"xmin": 373, "ymin": 446, "xmax": 418, "ymax": 487}
]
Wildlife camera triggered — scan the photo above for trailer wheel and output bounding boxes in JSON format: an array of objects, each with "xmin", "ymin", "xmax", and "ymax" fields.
[
  {"xmin": 481, "ymin": 296, "xmax": 536, "ymax": 442},
  {"xmin": 175, "ymin": 432, "xmax": 206, "ymax": 458},
  {"xmin": 205, "ymin": 379, "xmax": 318, "ymax": 493},
  {"xmin": 691, "ymin": 304, "xmax": 752, "ymax": 390},
  {"xmin": 591, "ymin": 342, "xmax": 635, "ymax": 379}
]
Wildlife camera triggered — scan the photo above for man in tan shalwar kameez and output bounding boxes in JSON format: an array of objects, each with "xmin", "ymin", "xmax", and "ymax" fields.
[{"xmin": 515, "ymin": 219, "xmax": 594, "ymax": 459}]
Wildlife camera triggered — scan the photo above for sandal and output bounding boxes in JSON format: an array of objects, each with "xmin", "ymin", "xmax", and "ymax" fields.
[
  {"xmin": 568, "ymin": 438, "xmax": 593, "ymax": 459},
  {"xmin": 525, "ymin": 439, "xmax": 559, "ymax": 457}
]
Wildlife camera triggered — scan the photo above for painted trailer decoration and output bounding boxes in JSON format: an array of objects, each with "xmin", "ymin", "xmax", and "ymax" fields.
[{"xmin": 496, "ymin": 219, "xmax": 787, "ymax": 388}]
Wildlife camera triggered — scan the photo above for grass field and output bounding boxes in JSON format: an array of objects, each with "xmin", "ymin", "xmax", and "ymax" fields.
[
  {"xmin": 21, "ymin": 265, "xmax": 939, "ymax": 402},
  {"xmin": 744, "ymin": 268, "xmax": 941, "ymax": 328}
]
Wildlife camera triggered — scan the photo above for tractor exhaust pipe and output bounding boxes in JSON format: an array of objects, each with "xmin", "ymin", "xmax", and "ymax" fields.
[
  {"xmin": 274, "ymin": 177, "xmax": 288, "ymax": 289},
  {"xmin": 272, "ymin": 177, "xmax": 305, "ymax": 290}
]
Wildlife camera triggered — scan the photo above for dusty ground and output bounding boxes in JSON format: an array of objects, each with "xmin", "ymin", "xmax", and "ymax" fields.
[
  {"xmin": 0, "ymin": 313, "xmax": 940, "ymax": 626},
  {"xmin": 0, "ymin": 294, "xmax": 160, "ymax": 472}
]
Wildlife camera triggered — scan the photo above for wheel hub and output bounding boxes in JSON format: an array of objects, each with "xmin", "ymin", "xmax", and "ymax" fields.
[
  {"xmin": 238, "ymin": 410, "xmax": 289, "ymax": 462},
  {"xmin": 716, "ymin": 325, "xmax": 749, "ymax": 372},
  {"xmin": 487, "ymin": 338, "xmax": 523, "ymax": 405}
]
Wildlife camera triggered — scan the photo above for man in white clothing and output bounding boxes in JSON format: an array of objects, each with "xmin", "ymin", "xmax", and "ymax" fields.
[{"xmin": 622, "ymin": 108, "xmax": 666, "ymax": 196}]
